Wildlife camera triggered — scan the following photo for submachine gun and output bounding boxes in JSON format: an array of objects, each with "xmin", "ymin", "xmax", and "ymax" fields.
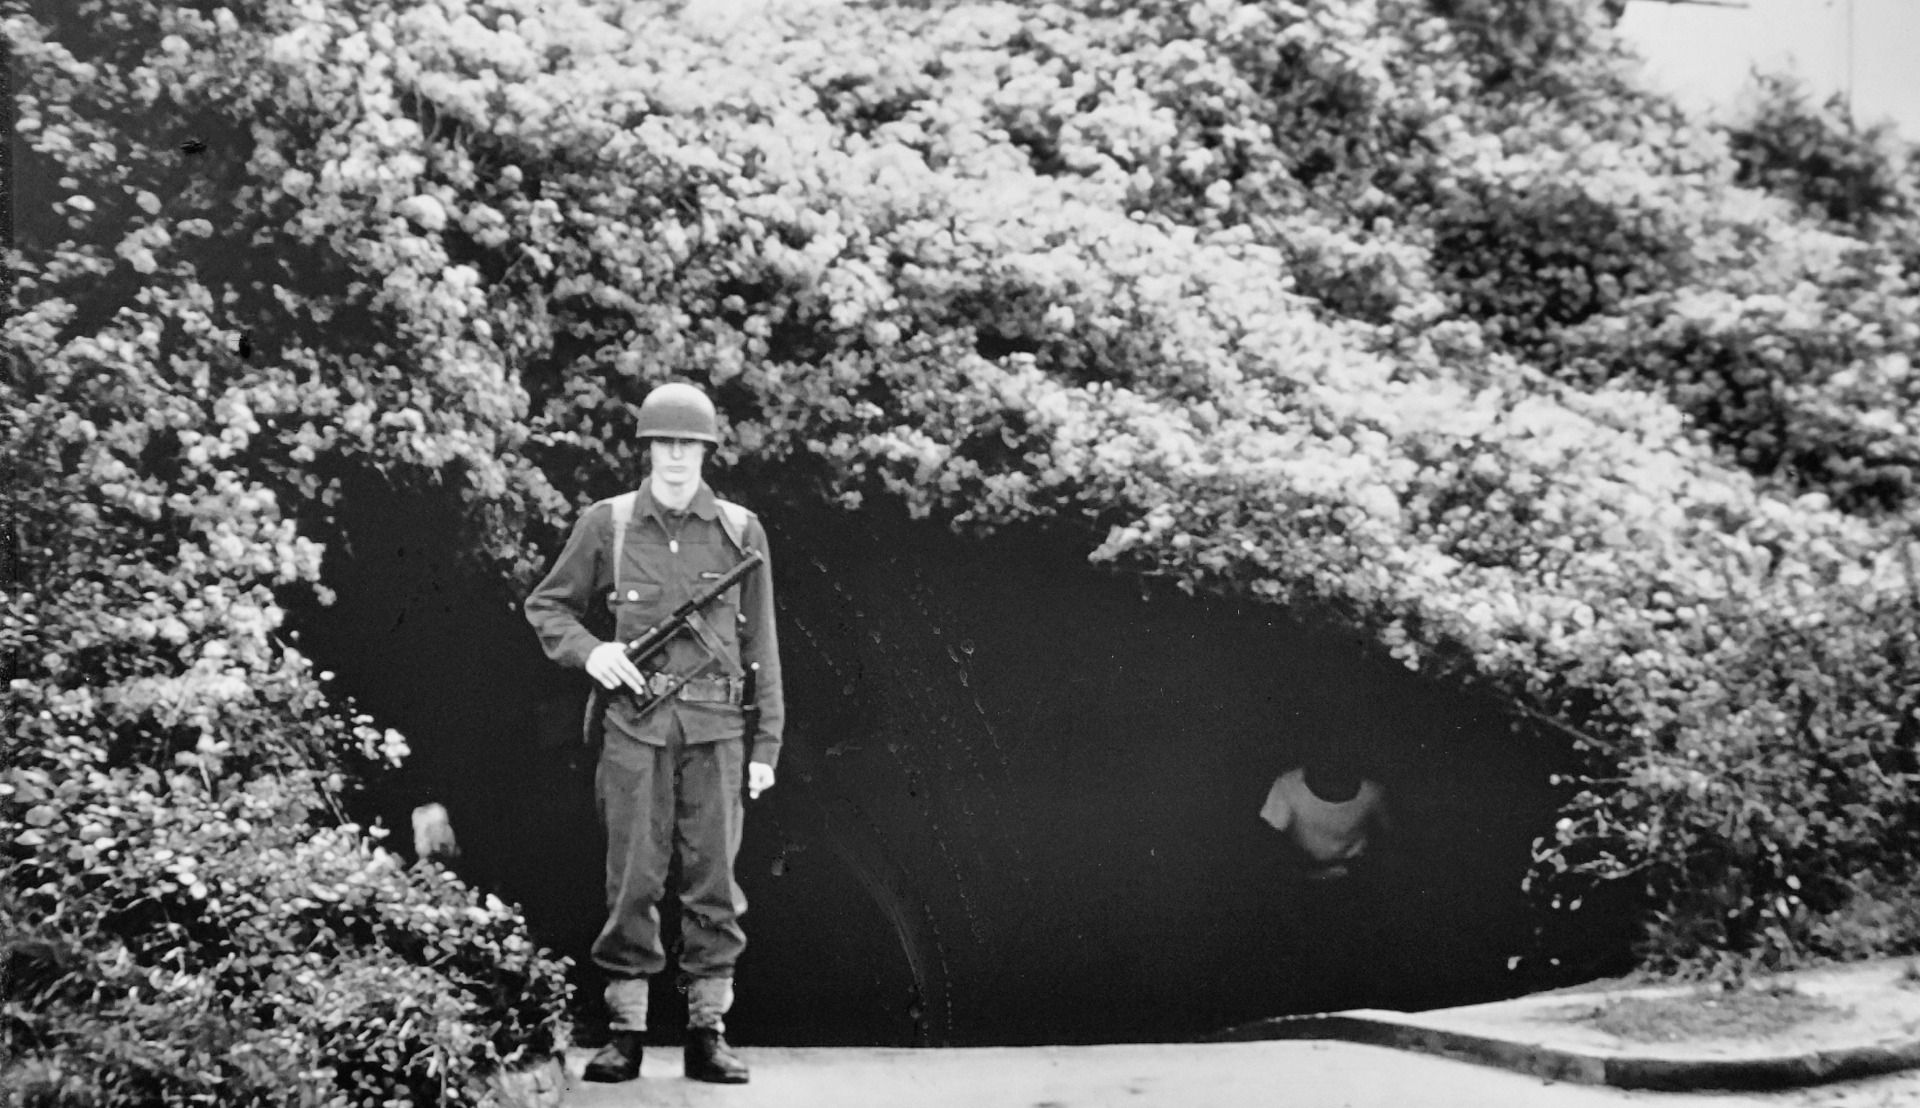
[{"xmin": 581, "ymin": 549, "xmax": 765, "ymax": 757}]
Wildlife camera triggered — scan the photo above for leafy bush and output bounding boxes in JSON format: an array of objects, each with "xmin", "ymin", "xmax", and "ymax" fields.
[
  {"xmin": 2, "ymin": 885, "xmax": 541, "ymax": 1108},
  {"xmin": 1, "ymin": 731, "xmax": 568, "ymax": 1097},
  {"xmin": 1725, "ymin": 72, "xmax": 1919, "ymax": 233},
  {"xmin": 2, "ymin": 2, "xmax": 571, "ymax": 1092},
  {"xmin": 0, "ymin": 391, "xmax": 569, "ymax": 1104}
]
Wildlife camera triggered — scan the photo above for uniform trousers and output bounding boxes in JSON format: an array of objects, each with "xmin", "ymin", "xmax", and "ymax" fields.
[{"xmin": 592, "ymin": 710, "xmax": 748, "ymax": 1003}]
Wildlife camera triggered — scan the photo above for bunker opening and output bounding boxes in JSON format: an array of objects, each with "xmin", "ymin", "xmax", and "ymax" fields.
[{"xmin": 288, "ymin": 481, "xmax": 1638, "ymax": 1048}]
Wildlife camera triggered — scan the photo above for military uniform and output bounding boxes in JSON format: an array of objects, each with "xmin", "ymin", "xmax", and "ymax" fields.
[{"xmin": 524, "ymin": 480, "xmax": 783, "ymax": 1049}]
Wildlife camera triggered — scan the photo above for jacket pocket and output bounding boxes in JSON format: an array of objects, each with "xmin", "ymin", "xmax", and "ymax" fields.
[{"xmin": 611, "ymin": 582, "xmax": 666, "ymax": 641}]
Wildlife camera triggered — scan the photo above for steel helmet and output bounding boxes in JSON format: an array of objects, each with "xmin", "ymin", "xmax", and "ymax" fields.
[{"xmin": 633, "ymin": 382, "xmax": 720, "ymax": 444}]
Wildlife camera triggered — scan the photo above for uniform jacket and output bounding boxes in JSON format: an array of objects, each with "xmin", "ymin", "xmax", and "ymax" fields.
[{"xmin": 524, "ymin": 482, "xmax": 785, "ymax": 768}]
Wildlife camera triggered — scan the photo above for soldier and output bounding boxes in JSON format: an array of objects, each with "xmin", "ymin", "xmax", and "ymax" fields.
[{"xmin": 524, "ymin": 381, "xmax": 785, "ymax": 1085}]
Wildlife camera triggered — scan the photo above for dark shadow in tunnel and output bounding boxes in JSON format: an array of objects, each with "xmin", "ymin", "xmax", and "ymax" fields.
[
  {"xmin": 731, "ymin": 759, "xmax": 952, "ymax": 1046},
  {"xmin": 734, "ymin": 500, "xmax": 1639, "ymax": 1045},
  {"xmin": 281, "ymin": 475, "xmax": 605, "ymax": 964},
  {"xmin": 285, "ymin": 480, "xmax": 1638, "ymax": 1048}
]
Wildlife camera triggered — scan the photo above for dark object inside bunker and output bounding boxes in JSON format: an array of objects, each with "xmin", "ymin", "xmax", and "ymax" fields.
[{"xmin": 290, "ymin": 486, "xmax": 1636, "ymax": 1048}]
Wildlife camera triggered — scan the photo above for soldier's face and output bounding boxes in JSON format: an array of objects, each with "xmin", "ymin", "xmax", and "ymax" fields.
[{"xmin": 649, "ymin": 436, "xmax": 707, "ymax": 491}]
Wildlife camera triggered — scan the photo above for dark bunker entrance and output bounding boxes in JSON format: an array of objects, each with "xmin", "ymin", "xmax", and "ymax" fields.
[{"xmin": 291, "ymin": 487, "xmax": 1632, "ymax": 1048}]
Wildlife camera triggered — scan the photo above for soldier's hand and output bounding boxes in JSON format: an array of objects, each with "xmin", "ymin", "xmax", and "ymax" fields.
[
  {"xmin": 411, "ymin": 803, "xmax": 459, "ymax": 861},
  {"xmin": 586, "ymin": 641, "xmax": 647, "ymax": 695},
  {"xmin": 747, "ymin": 761, "xmax": 775, "ymax": 799}
]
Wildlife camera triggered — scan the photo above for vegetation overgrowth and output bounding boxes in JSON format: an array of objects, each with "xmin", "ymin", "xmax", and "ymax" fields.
[
  {"xmin": 1573, "ymin": 979, "xmax": 1837, "ymax": 1044},
  {"xmin": 8, "ymin": 0, "xmax": 1920, "ymax": 1099}
]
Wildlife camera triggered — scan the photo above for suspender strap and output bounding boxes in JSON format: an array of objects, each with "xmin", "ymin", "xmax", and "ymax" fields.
[
  {"xmin": 609, "ymin": 490, "xmax": 638, "ymax": 600},
  {"xmin": 714, "ymin": 498, "xmax": 752, "ymax": 554}
]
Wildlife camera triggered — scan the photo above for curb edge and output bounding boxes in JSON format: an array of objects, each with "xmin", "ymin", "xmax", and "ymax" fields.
[{"xmin": 1206, "ymin": 1013, "xmax": 1920, "ymax": 1091}]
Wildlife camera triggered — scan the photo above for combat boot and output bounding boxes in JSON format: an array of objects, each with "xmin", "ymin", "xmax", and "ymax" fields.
[
  {"xmin": 582, "ymin": 1031, "xmax": 642, "ymax": 1083},
  {"xmin": 684, "ymin": 1027, "xmax": 749, "ymax": 1084}
]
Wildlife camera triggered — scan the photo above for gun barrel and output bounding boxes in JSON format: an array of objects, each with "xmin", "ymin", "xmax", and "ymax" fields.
[{"xmin": 622, "ymin": 549, "xmax": 765, "ymax": 665}]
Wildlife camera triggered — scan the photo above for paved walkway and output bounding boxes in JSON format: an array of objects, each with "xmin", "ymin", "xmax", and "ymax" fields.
[{"xmin": 543, "ymin": 959, "xmax": 1920, "ymax": 1108}]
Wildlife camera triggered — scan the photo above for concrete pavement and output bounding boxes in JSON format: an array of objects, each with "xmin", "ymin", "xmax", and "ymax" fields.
[
  {"xmin": 537, "ymin": 958, "xmax": 1920, "ymax": 1108},
  {"xmin": 553, "ymin": 1040, "xmax": 1781, "ymax": 1108},
  {"xmin": 550, "ymin": 1040, "xmax": 1920, "ymax": 1108}
]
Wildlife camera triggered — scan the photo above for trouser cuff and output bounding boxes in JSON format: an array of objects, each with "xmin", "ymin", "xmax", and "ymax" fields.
[
  {"xmin": 685, "ymin": 975, "xmax": 734, "ymax": 1032},
  {"xmin": 605, "ymin": 975, "xmax": 650, "ymax": 1032}
]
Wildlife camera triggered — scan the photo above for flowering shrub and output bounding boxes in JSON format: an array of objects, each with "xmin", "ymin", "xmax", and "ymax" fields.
[
  {"xmin": 4, "ymin": 2, "xmax": 570, "ymax": 1097},
  {"xmin": 0, "ymin": 332, "xmax": 569, "ymax": 1102},
  {"xmin": 11, "ymin": 2, "xmax": 1920, "ymax": 1074}
]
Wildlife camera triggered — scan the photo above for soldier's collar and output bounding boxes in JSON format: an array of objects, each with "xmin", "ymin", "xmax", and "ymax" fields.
[{"xmin": 639, "ymin": 481, "xmax": 719, "ymax": 521}]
